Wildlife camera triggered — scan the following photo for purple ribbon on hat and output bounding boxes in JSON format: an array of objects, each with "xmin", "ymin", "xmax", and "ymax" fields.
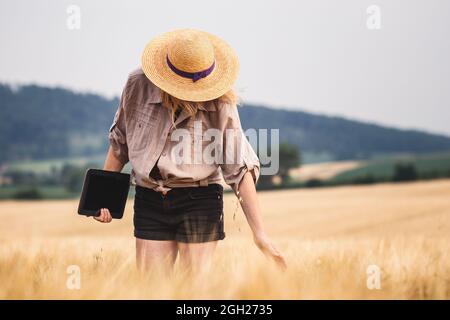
[{"xmin": 166, "ymin": 55, "xmax": 215, "ymax": 82}]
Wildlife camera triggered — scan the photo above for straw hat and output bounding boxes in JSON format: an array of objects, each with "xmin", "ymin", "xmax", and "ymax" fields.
[{"xmin": 141, "ymin": 29, "xmax": 239, "ymax": 102}]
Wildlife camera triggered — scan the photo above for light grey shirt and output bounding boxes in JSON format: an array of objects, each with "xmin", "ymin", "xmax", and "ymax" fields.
[{"xmin": 109, "ymin": 68, "xmax": 260, "ymax": 192}]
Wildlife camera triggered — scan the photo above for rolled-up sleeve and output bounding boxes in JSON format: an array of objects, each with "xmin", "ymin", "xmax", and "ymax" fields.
[
  {"xmin": 220, "ymin": 106, "xmax": 260, "ymax": 189},
  {"xmin": 108, "ymin": 82, "xmax": 129, "ymax": 164}
]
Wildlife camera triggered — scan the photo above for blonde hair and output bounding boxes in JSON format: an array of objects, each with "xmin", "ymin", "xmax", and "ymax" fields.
[{"xmin": 161, "ymin": 89, "xmax": 240, "ymax": 124}]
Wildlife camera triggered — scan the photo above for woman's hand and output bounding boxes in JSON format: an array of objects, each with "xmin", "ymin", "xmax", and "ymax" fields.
[
  {"xmin": 253, "ymin": 232, "xmax": 287, "ymax": 270},
  {"xmin": 93, "ymin": 208, "xmax": 112, "ymax": 223},
  {"xmin": 233, "ymin": 172, "xmax": 287, "ymax": 270}
]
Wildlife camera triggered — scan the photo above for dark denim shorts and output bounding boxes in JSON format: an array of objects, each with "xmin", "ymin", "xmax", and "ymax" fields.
[{"xmin": 133, "ymin": 184, "xmax": 225, "ymax": 243}]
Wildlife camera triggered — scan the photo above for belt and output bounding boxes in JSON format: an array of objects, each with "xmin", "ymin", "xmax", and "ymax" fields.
[{"xmin": 147, "ymin": 166, "xmax": 209, "ymax": 194}]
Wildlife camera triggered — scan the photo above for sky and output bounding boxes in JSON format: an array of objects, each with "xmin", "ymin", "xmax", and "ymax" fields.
[{"xmin": 1, "ymin": 0, "xmax": 449, "ymax": 135}]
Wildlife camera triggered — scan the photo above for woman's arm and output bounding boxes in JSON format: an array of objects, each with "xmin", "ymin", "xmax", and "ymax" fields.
[
  {"xmin": 236, "ymin": 171, "xmax": 287, "ymax": 269},
  {"xmin": 93, "ymin": 146, "xmax": 126, "ymax": 223},
  {"xmin": 103, "ymin": 145, "xmax": 126, "ymax": 172}
]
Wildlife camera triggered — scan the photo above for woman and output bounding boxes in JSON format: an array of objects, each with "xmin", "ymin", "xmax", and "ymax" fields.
[{"xmin": 95, "ymin": 29, "xmax": 286, "ymax": 272}]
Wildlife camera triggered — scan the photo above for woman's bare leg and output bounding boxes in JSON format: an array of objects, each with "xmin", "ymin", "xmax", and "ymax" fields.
[
  {"xmin": 136, "ymin": 239, "xmax": 178, "ymax": 273},
  {"xmin": 177, "ymin": 241, "xmax": 218, "ymax": 273}
]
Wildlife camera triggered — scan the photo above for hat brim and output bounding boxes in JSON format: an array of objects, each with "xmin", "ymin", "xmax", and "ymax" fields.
[{"xmin": 141, "ymin": 29, "xmax": 239, "ymax": 102}]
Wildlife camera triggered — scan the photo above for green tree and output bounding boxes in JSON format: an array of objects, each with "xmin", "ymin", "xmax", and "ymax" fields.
[
  {"xmin": 278, "ymin": 142, "xmax": 301, "ymax": 185},
  {"xmin": 255, "ymin": 175, "xmax": 275, "ymax": 190},
  {"xmin": 60, "ymin": 164, "xmax": 86, "ymax": 193},
  {"xmin": 392, "ymin": 163, "xmax": 418, "ymax": 182},
  {"xmin": 305, "ymin": 178, "xmax": 323, "ymax": 188},
  {"xmin": 13, "ymin": 187, "xmax": 43, "ymax": 200}
]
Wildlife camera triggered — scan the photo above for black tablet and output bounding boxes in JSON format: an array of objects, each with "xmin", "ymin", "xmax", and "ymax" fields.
[{"xmin": 77, "ymin": 169, "xmax": 131, "ymax": 219}]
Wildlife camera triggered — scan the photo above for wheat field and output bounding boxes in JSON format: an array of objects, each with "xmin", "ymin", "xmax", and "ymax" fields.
[{"xmin": 1, "ymin": 179, "xmax": 450, "ymax": 299}]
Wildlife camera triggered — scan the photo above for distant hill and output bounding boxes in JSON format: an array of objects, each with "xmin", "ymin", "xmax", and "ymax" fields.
[
  {"xmin": 1, "ymin": 83, "xmax": 450, "ymax": 164},
  {"xmin": 0, "ymin": 84, "xmax": 115, "ymax": 163},
  {"xmin": 238, "ymin": 105, "xmax": 450, "ymax": 162}
]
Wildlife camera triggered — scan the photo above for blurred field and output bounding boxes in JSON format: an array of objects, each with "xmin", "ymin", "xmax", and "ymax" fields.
[
  {"xmin": 289, "ymin": 160, "xmax": 363, "ymax": 181},
  {"xmin": 331, "ymin": 152, "xmax": 450, "ymax": 183},
  {"xmin": 1, "ymin": 179, "xmax": 450, "ymax": 299}
]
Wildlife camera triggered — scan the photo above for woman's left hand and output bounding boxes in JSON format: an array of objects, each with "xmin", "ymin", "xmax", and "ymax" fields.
[{"xmin": 253, "ymin": 232, "xmax": 287, "ymax": 270}]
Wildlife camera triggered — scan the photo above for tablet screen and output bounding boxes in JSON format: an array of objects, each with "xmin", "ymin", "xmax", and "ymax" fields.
[{"xmin": 79, "ymin": 169, "xmax": 130, "ymax": 218}]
